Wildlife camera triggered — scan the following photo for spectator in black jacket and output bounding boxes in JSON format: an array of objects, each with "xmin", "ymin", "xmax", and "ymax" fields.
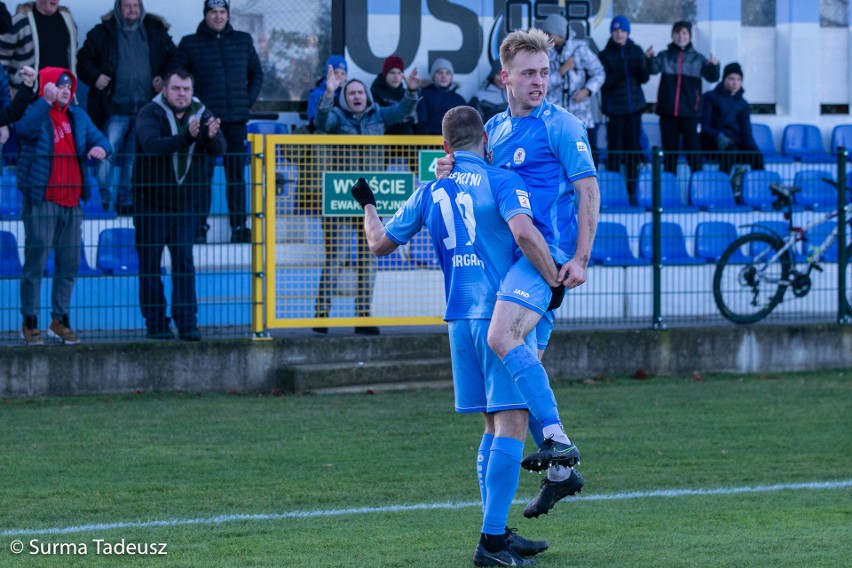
[
  {"xmin": 133, "ymin": 69, "xmax": 226, "ymax": 341},
  {"xmin": 647, "ymin": 20, "xmax": 719, "ymax": 173},
  {"xmin": 598, "ymin": 15, "xmax": 649, "ymax": 202},
  {"xmin": 370, "ymin": 55, "xmax": 415, "ymax": 135},
  {"xmin": 77, "ymin": 0, "xmax": 176, "ymax": 216},
  {"xmin": 416, "ymin": 58, "xmax": 465, "ymax": 135},
  {"xmin": 701, "ymin": 62, "xmax": 764, "ymax": 177},
  {"xmin": 170, "ymin": 0, "xmax": 263, "ymax": 244}
]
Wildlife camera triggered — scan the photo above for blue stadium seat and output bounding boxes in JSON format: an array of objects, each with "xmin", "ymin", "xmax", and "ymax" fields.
[
  {"xmin": 830, "ymin": 124, "xmax": 852, "ymax": 154},
  {"xmin": 742, "ymin": 170, "xmax": 783, "ymax": 210},
  {"xmin": 639, "ymin": 221, "xmax": 703, "ymax": 264},
  {"xmin": 751, "ymin": 123, "xmax": 790, "ymax": 163},
  {"xmin": 640, "ymin": 121, "xmax": 662, "ymax": 161},
  {"xmin": 782, "ymin": 124, "xmax": 828, "ymax": 162},
  {"xmin": 0, "ymin": 230, "xmax": 22, "ymax": 277},
  {"xmin": 636, "ymin": 171, "xmax": 698, "ymax": 212},
  {"xmin": 688, "ymin": 170, "xmax": 749, "ymax": 212},
  {"xmin": 0, "ymin": 173, "xmax": 21, "ymax": 219},
  {"xmin": 793, "ymin": 170, "xmax": 837, "ymax": 211},
  {"xmin": 694, "ymin": 221, "xmax": 749, "ymax": 263},
  {"xmin": 247, "ymin": 121, "xmax": 289, "ymax": 135},
  {"xmin": 590, "ymin": 222, "xmax": 646, "ymax": 266},
  {"xmin": 82, "ymin": 175, "xmax": 118, "ymax": 219},
  {"xmin": 44, "ymin": 240, "xmax": 102, "ymax": 277},
  {"xmin": 595, "ymin": 126, "xmax": 607, "ymax": 165},
  {"xmin": 96, "ymin": 228, "xmax": 139, "ymax": 275},
  {"xmin": 598, "ymin": 170, "xmax": 641, "ymax": 213}
]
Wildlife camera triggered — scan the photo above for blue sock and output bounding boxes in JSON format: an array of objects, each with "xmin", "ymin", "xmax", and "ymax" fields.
[
  {"xmin": 502, "ymin": 345, "xmax": 560, "ymax": 427},
  {"xmin": 477, "ymin": 433, "xmax": 494, "ymax": 514},
  {"xmin": 528, "ymin": 414, "xmax": 544, "ymax": 447},
  {"xmin": 482, "ymin": 436, "xmax": 524, "ymax": 535}
]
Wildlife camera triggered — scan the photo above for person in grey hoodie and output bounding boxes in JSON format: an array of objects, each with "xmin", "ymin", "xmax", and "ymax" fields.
[
  {"xmin": 312, "ymin": 65, "xmax": 421, "ymax": 335},
  {"xmin": 77, "ymin": 0, "xmax": 176, "ymax": 215}
]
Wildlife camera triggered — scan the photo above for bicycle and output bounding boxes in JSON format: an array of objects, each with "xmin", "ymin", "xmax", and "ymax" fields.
[{"xmin": 713, "ymin": 180, "xmax": 852, "ymax": 324}]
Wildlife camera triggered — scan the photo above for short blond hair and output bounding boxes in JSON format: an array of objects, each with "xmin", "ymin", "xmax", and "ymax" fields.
[{"xmin": 499, "ymin": 28, "xmax": 553, "ymax": 71}]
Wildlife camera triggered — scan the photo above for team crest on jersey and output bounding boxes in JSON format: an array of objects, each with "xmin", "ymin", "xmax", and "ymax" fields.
[
  {"xmin": 513, "ymin": 148, "xmax": 526, "ymax": 165},
  {"xmin": 576, "ymin": 141, "xmax": 588, "ymax": 152},
  {"xmin": 515, "ymin": 189, "xmax": 531, "ymax": 209}
]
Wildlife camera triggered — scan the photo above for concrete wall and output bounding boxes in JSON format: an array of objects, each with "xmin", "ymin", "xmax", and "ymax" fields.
[{"xmin": 2, "ymin": 324, "xmax": 850, "ymax": 398}]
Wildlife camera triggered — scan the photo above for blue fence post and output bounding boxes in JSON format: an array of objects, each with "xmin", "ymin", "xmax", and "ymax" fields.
[
  {"xmin": 651, "ymin": 147, "xmax": 665, "ymax": 330},
  {"xmin": 838, "ymin": 146, "xmax": 850, "ymax": 325}
]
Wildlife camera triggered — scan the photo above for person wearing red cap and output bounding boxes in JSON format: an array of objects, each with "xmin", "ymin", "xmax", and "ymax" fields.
[
  {"xmin": 370, "ymin": 54, "xmax": 415, "ymax": 135},
  {"xmin": 16, "ymin": 66, "xmax": 111, "ymax": 346}
]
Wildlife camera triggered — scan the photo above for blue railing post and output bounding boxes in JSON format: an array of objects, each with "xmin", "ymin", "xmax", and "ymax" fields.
[
  {"xmin": 651, "ymin": 147, "xmax": 665, "ymax": 329},
  {"xmin": 838, "ymin": 147, "xmax": 850, "ymax": 325}
]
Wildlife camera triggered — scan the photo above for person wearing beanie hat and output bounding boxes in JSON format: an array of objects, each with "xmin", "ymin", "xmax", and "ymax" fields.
[
  {"xmin": 78, "ymin": 0, "xmax": 178, "ymax": 216},
  {"xmin": 598, "ymin": 14, "xmax": 649, "ymax": 203},
  {"xmin": 540, "ymin": 13, "xmax": 568, "ymax": 37},
  {"xmin": 16, "ymin": 66, "xmax": 111, "ymax": 346},
  {"xmin": 312, "ymin": 64, "xmax": 422, "ymax": 335},
  {"xmin": 646, "ymin": 21, "xmax": 719, "ymax": 173},
  {"xmin": 541, "ymin": 12, "xmax": 605, "ymax": 163},
  {"xmin": 306, "ymin": 55, "xmax": 347, "ymax": 130},
  {"xmin": 468, "ymin": 59, "xmax": 507, "ymax": 123},
  {"xmin": 204, "ymin": 0, "xmax": 229, "ymax": 15},
  {"xmin": 370, "ymin": 54, "xmax": 416, "ymax": 135},
  {"xmin": 417, "ymin": 57, "xmax": 465, "ymax": 134},
  {"xmin": 170, "ymin": 0, "xmax": 263, "ymax": 243},
  {"xmin": 701, "ymin": 60, "xmax": 764, "ymax": 182}
]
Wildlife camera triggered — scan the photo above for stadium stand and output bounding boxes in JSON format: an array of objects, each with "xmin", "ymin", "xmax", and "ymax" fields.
[
  {"xmin": 590, "ymin": 221, "xmax": 646, "ymax": 266},
  {"xmin": 694, "ymin": 220, "xmax": 748, "ymax": 263},
  {"xmin": 598, "ymin": 170, "xmax": 641, "ymax": 213},
  {"xmin": 751, "ymin": 123, "xmax": 790, "ymax": 163},
  {"xmin": 96, "ymin": 228, "xmax": 139, "ymax": 275},
  {"xmin": 689, "ymin": 170, "xmax": 750, "ymax": 212},
  {"xmin": 0, "ymin": 230, "xmax": 22, "ymax": 277},
  {"xmin": 742, "ymin": 170, "xmax": 783, "ymax": 210},
  {"xmin": 793, "ymin": 170, "xmax": 838, "ymax": 211},
  {"xmin": 636, "ymin": 170, "xmax": 698, "ymax": 212}
]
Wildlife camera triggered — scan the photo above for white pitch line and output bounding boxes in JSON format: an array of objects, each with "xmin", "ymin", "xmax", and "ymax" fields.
[{"xmin": 2, "ymin": 479, "xmax": 850, "ymax": 538}]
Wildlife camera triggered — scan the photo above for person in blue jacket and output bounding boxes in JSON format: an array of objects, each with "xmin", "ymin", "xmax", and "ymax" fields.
[{"xmin": 17, "ymin": 66, "xmax": 111, "ymax": 346}]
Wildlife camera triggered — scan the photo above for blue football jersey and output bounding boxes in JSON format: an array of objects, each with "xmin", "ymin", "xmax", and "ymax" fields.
[
  {"xmin": 486, "ymin": 98, "xmax": 596, "ymax": 258},
  {"xmin": 384, "ymin": 151, "xmax": 532, "ymax": 320}
]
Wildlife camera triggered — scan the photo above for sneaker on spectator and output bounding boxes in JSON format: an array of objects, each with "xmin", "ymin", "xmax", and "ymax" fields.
[
  {"xmin": 21, "ymin": 317, "xmax": 44, "ymax": 346},
  {"xmin": 230, "ymin": 226, "xmax": 251, "ymax": 243},
  {"xmin": 179, "ymin": 328, "xmax": 202, "ymax": 341},
  {"xmin": 48, "ymin": 316, "xmax": 80, "ymax": 345},
  {"xmin": 146, "ymin": 326, "xmax": 175, "ymax": 340}
]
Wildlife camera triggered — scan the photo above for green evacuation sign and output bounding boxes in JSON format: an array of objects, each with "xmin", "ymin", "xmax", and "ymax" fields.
[
  {"xmin": 322, "ymin": 172, "xmax": 416, "ymax": 216},
  {"xmin": 418, "ymin": 150, "xmax": 445, "ymax": 182}
]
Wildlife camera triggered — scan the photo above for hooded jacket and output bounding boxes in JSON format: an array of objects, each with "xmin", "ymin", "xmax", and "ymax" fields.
[
  {"xmin": 15, "ymin": 67, "xmax": 111, "ymax": 204},
  {"xmin": 598, "ymin": 37, "xmax": 649, "ymax": 117},
  {"xmin": 133, "ymin": 91, "xmax": 227, "ymax": 211},
  {"xmin": 169, "ymin": 20, "xmax": 263, "ymax": 123},
  {"xmin": 701, "ymin": 82, "xmax": 758, "ymax": 148},
  {"xmin": 315, "ymin": 79, "xmax": 419, "ymax": 136},
  {"xmin": 0, "ymin": 2, "xmax": 78, "ymax": 92},
  {"xmin": 77, "ymin": 0, "xmax": 176, "ymax": 130},
  {"xmin": 546, "ymin": 29, "xmax": 605, "ymax": 127},
  {"xmin": 648, "ymin": 41, "xmax": 719, "ymax": 118}
]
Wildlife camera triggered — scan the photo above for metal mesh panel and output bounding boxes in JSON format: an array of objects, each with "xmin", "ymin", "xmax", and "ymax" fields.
[{"xmin": 264, "ymin": 134, "xmax": 447, "ymax": 329}]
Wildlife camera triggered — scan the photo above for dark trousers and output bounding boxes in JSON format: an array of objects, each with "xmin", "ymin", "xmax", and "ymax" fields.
[
  {"xmin": 316, "ymin": 217, "xmax": 376, "ymax": 318},
  {"xmin": 606, "ymin": 112, "xmax": 643, "ymax": 201},
  {"xmin": 659, "ymin": 115, "xmax": 702, "ymax": 174},
  {"xmin": 701, "ymin": 134, "xmax": 765, "ymax": 174},
  {"xmin": 198, "ymin": 121, "xmax": 248, "ymax": 230},
  {"xmin": 135, "ymin": 207, "xmax": 198, "ymax": 332}
]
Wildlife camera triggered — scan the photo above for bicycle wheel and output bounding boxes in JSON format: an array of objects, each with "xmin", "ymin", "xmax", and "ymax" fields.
[{"xmin": 713, "ymin": 233, "xmax": 792, "ymax": 324}]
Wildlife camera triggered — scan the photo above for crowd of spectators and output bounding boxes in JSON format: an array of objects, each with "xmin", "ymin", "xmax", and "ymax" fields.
[{"xmin": 0, "ymin": 2, "xmax": 795, "ymax": 343}]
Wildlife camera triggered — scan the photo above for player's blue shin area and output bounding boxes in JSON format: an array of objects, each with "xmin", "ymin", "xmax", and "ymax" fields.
[
  {"xmin": 503, "ymin": 345, "xmax": 560, "ymax": 427},
  {"xmin": 477, "ymin": 433, "xmax": 494, "ymax": 513},
  {"xmin": 528, "ymin": 414, "xmax": 544, "ymax": 447},
  {"xmin": 481, "ymin": 436, "xmax": 524, "ymax": 535}
]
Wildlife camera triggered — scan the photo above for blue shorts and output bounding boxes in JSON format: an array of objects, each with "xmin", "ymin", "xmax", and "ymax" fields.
[
  {"xmin": 496, "ymin": 256, "xmax": 552, "ymax": 315},
  {"xmin": 448, "ymin": 319, "xmax": 532, "ymax": 413}
]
